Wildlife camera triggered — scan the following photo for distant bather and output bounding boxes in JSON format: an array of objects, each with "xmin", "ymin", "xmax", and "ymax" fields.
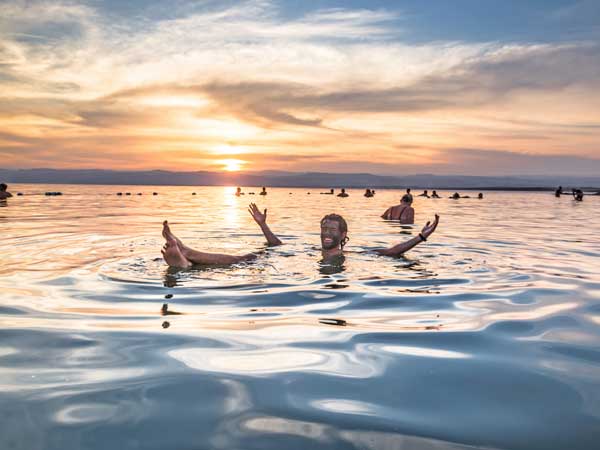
[{"xmin": 382, "ymin": 194, "xmax": 414, "ymax": 224}]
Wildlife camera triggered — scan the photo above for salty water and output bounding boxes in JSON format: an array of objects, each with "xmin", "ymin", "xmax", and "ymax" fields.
[{"xmin": 1, "ymin": 185, "xmax": 600, "ymax": 450}]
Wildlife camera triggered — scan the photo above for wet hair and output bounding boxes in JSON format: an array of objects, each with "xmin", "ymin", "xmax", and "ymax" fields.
[
  {"xmin": 320, "ymin": 213, "xmax": 349, "ymax": 249},
  {"xmin": 0, "ymin": 183, "xmax": 6, "ymax": 191},
  {"xmin": 401, "ymin": 194, "xmax": 412, "ymax": 204}
]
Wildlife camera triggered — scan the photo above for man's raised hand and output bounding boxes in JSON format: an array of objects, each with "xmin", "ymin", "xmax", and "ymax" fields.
[
  {"xmin": 421, "ymin": 214, "xmax": 440, "ymax": 239},
  {"xmin": 248, "ymin": 203, "xmax": 267, "ymax": 226}
]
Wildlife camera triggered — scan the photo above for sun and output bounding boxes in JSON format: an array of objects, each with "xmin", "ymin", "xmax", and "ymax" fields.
[{"xmin": 219, "ymin": 159, "xmax": 246, "ymax": 172}]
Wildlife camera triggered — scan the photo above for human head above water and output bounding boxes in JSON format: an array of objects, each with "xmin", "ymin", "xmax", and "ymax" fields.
[
  {"xmin": 401, "ymin": 194, "xmax": 412, "ymax": 204},
  {"xmin": 320, "ymin": 213, "xmax": 349, "ymax": 250},
  {"xmin": 0, "ymin": 183, "xmax": 7, "ymax": 192}
]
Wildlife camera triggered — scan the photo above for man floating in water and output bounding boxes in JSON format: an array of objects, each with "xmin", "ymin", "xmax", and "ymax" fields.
[{"xmin": 162, "ymin": 203, "xmax": 439, "ymax": 268}]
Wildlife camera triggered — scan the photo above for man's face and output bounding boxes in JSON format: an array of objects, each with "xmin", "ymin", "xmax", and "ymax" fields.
[{"xmin": 320, "ymin": 220, "xmax": 346, "ymax": 250}]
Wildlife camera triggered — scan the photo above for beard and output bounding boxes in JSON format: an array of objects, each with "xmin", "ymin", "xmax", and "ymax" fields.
[{"xmin": 321, "ymin": 234, "xmax": 341, "ymax": 250}]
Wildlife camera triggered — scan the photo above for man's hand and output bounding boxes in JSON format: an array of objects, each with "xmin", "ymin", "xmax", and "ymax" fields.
[
  {"xmin": 420, "ymin": 214, "xmax": 440, "ymax": 239},
  {"xmin": 248, "ymin": 203, "xmax": 282, "ymax": 246},
  {"xmin": 248, "ymin": 203, "xmax": 267, "ymax": 226}
]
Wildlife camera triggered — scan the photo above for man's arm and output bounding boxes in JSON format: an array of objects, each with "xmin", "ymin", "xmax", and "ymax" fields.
[
  {"xmin": 381, "ymin": 207, "xmax": 391, "ymax": 219},
  {"xmin": 375, "ymin": 214, "xmax": 439, "ymax": 257},
  {"xmin": 248, "ymin": 203, "xmax": 282, "ymax": 246}
]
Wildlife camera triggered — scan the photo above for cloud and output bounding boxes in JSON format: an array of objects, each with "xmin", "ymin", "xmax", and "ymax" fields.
[{"xmin": 0, "ymin": 0, "xmax": 599, "ymax": 175}]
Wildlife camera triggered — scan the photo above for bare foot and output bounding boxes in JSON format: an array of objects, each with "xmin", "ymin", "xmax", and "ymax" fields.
[
  {"xmin": 163, "ymin": 221, "xmax": 190, "ymax": 251},
  {"xmin": 161, "ymin": 236, "xmax": 192, "ymax": 269}
]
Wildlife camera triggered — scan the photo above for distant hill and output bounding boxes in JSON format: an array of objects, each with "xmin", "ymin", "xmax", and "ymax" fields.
[{"xmin": 1, "ymin": 168, "xmax": 599, "ymax": 190}]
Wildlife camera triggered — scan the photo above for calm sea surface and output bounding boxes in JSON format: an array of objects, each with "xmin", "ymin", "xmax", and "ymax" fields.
[{"xmin": 1, "ymin": 184, "xmax": 600, "ymax": 450}]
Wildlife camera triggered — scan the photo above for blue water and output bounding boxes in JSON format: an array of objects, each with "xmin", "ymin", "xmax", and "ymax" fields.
[{"xmin": 1, "ymin": 185, "xmax": 600, "ymax": 449}]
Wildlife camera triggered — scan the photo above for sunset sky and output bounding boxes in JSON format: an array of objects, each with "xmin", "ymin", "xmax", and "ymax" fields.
[{"xmin": 1, "ymin": 0, "xmax": 599, "ymax": 175}]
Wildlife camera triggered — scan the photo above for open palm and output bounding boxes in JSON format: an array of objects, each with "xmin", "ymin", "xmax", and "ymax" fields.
[
  {"xmin": 248, "ymin": 203, "xmax": 267, "ymax": 225},
  {"xmin": 421, "ymin": 214, "xmax": 440, "ymax": 239}
]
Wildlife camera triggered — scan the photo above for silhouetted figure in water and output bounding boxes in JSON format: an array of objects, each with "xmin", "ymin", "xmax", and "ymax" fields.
[
  {"xmin": 450, "ymin": 192, "xmax": 460, "ymax": 199},
  {"xmin": 572, "ymin": 189, "xmax": 584, "ymax": 201},
  {"xmin": 364, "ymin": 189, "xmax": 374, "ymax": 198},
  {"xmin": 260, "ymin": 187, "xmax": 267, "ymax": 196},
  {"xmin": 555, "ymin": 186, "xmax": 563, "ymax": 197},
  {"xmin": 478, "ymin": 193, "xmax": 484, "ymax": 199},
  {"xmin": 235, "ymin": 187, "xmax": 244, "ymax": 196},
  {"xmin": 418, "ymin": 190, "xmax": 429, "ymax": 198},
  {"xmin": 321, "ymin": 188, "xmax": 334, "ymax": 195},
  {"xmin": 405, "ymin": 188, "xmax": 413, "ymax": 203},
  {"xmin": 0, "ymin": 183, "xmax": 13, "ymax": 200},
  {"xmin": 161, "ymin": 203, "xmax": 439, "ymax": 268},
  {"xmin": 431, "ymin": 190, "xmax": 440, "ymax": 198},
  {"xmin": 337, "ymin": 188, "xmax": 349, "ymax": 197},
  {"xmin": 381, "ymin": 194, "xmax": 414, "ymax": 224}
]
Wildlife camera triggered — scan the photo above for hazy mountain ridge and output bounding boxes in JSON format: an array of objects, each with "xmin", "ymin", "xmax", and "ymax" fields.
[{"xmin": 2, "ymin": 168, "xmax": 599, "ymax": 189}]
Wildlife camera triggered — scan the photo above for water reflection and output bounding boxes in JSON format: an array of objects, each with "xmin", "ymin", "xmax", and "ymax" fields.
[
  {"xmin": 318, "ymin": 254, "xmax": 346, "ymax": 275},
  {"xmin": 2, "ymin": 186, "xmax": 600, "ymax": 450}
]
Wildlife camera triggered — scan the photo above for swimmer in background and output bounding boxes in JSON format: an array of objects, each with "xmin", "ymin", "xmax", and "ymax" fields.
[
  {"xmin": 572, "ymin": 189, "xmax": 584, "ymax": 201},
  {"xmin": 235, "ymin": 187, "xmax": 244, "ymax": 196},
  {"xmin": 555, "ymin": 186, "xmax": 563, "ymax": 197},
  {"xmin": 418, "ymin": 190, "xmax": 430, "ymax": 198},
  {"xmin": 161, "ymin": 203, "xmax": 439, "ymax": 268},
  {"xmin": 450, "ymin": 192, "xmax": 460, "ymax": 199},
  {"xmin": 0, "ymin": 183, "xmax": 12, "ymax": 200},
  {"xmin": 431, "ymin": 190, "xmax": 441, "ymax": 198},
  {"xmin": 364, "ymin": 189, "xmax": 374, "ymax": 198},
  {"xmin": 405, "ymin": 188, "xmax": 413, "ymax": 203},
  {"xmin": 337, "ymin": 188, "xmax": 349, "ymax": 198},
  {"xmin": 381, "ymin": 194, "xmax": 414, "ymax": 224},
  {"xmin": 478, "ymin": 193, "xmax": 484, "ymax": 199},
  {"xmin": 260, "ymin": 187, "xmax": 267, "ymax": 196}
]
